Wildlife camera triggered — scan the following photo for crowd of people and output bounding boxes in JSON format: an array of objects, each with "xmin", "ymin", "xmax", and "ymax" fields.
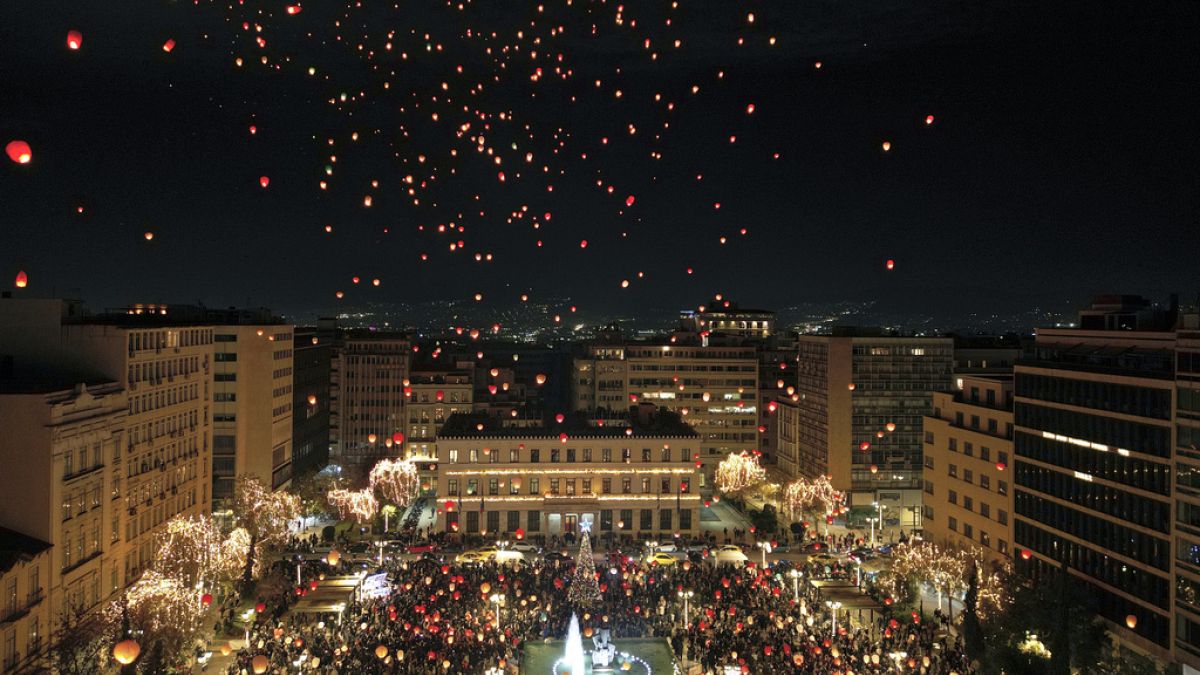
[{"xmin": 219, "ymin": 528, "xmax": 975, "ymax": 674}]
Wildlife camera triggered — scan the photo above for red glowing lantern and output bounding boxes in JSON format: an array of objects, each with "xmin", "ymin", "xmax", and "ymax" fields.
[
  {"xmin": 162, "ymin": 38, "xmax": 176, "ymax": 53},
  {"xmin": 625, "ymin": 195, "xmax": 635, "ymax": 207},
  {"xmin": 886, "ymin": 259, "xmax": 895, "ymax": 270},
  {"xmin": 254, "ymin": 602, "xmax": 266, "ymax": 613},
  {"xmin": 393, "ymin": 431, "xmax": 405, "ymax": 444},
  {"xmin": 201, "ymin": 593, "xmax": 213, "ymax": 607},
  {"xmin": 1020, "ymin": 548, "xmax": 1033, "ymax": 560},
  {"xmin": 67, "ymin": 30, "xmax": 83, "ymax": 50},
  {"xmin": 286, "ymin": 4, "xmax": 303, "ymax": 14},
  {"xmin": 14, "ymin": 271, "xmax": 28, "ymax": 288},
  {"xmin": 6, "ymin": 140, "xmax": 32, "ymax": 164},
  {"xmin": 259, "ymin": 175, "xmax": 270, "ymax": 188},
  {"xmin": 996, "ymin": 462, "xmax": 1007, "ymax": 471},
  {"xmin": 859, "ymin": 442, "xmax": 870, "ymax": 451}
]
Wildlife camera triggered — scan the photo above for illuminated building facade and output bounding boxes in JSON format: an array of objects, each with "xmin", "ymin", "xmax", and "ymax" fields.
[
  {"xmin": 572, "ymin": 337, "xmax": 758, "ymax": 490},
  {"xmin": 0, "ymin": 528, "xmax": 52, "ymax": 672},
  {"xmin": 922, "ymin": 375, "xmax": 1015, "ymax": 568},
  {"xmin": 794, "ymin": 330, "xmax": 953, "ymax": 520},
  {"xmin": 332, "ymin": 331, "xmax": 410, "ymax": 467},
  {"xmin": 435, "ymin": 407, "xmax": 700, "ymax": 538}
]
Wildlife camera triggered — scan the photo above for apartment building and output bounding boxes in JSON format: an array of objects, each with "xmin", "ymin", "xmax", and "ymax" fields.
[
  {"xmin": 291, "ymin": 327, "xmax": 331, "ymax": 481},
  {"xmin": 0, "ymin": 298, "xmax": 213, "ymax": 599},
  {"xmin": 331, "ymin": 331, "xmax": 410, "ymax": 468},
  {"xmin": 435, "ymin": 407, "xmax": 700, "ymax": 539},
  {"xmin": 0, "ymin": 528, "xmax": 52, "ymax": 673},
  {"xmin": 922, "ymin": 375, "xmax": 1015, "ymax": 567}
]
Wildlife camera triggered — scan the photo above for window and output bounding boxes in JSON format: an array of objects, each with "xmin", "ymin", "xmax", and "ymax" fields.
[
  {"xmin": 527, "ymin": 511, "xmax": 540, "ymax": 532},
  {"xmin": 971, "ymin": 415, "xmax": 980, "ymax": 429},
  {"xmin": 980, "ymin": 503, "xmax": 990, "ymax": 519},
  {"xmin": 622, "ymin": 448, "xmax": 632, "ymax": 463},
  {"xmin": 602, "ymin": 478, "xmax": 612, "ymax": 494},
  {"xmin": 64, "ymin": 452, "xmax": 74, "ymax": 477},
  {"xmin": 980, "ymin": 475, "xmax": 990, "ymax": 490},
  {"xmin": 642, "ymin": 448, "xmax": 652, "ymax": 462},
  {"xmin": 998, "ymin": 451, "xmax": 1009, "ymax": 466},
  {"xmin": 964, "ymin": 442, "xmax": 974, "ymax": 457},
  {"xmin": 661, "ymin": 448, "xmax": 671, "ymax": 462},
  {"xmin": 998, "ymin": 510, "xmax": 1008, "ymax": 525},
  {"xmin": 949, "ymin": 438, "xmax": 958, "ymax": 452},
  {"xmin": 530, "ymin": 478, "xmax": 539, "ymax": 495},
  {"xmin": 622, "ymin": 478, "xmax": 631, "ymax": 494},
  {"xmin": 566, "ymin": 448, "xmax": 576, "ymax": 463},
  {"xmin": 981, "ymin": 531, "xmax": 990, "ymax": 547},
  {"xmin": 924, "ymin": 431, "xmax": 934, "ymax": 444},
  {"xmin": 467, "ymin": 479, "xmax": 478, "ymax": 495},
  {"xmin": 679, "ymin": 509, "xmax": 692, "ymax": 530},
  {"xmin": 948, "ymin": 464, "xmax": 957, "ymax": 478},
  {"xmin": 470, "ymin": 449, "xmax": 480, "ymax": 463},
  {"xmin": 566, "ymin": 479, "xmax": 576, "ymax": 496},
  {"xmin": 531, "ymin": 449, "xmax": 540, "ymax": 463},
  {"xmin": 550, "ymin": 479, "xmax": 560, "ymax": 495},
  {"xmin": 640, "ymin": 509, "xmax": 653, "ymax": 530},
  {"xmin": 661, "ymin": 478, "xmax": 671, "ymax": 494},
  {"xmin": 980, "ymin": 446, "xmax": 990, "ymax": 462},
  {"xmin": 602, "ymin": 448, "xmax": 611, "ymax": 463},
  {"xmin": 963, "ymin": 469, "xmax": 973, "ymax": 484},
  {"xmin": 659, "ymin": 509, "xmax": 672, "ymax": 530},
  {"xmin": 448, "ymin": 479, "xmax": 458, "ymax": 496},
  {"xmin": 998, "ymin": 480, "xmax": 1008, "ymax": 496},
  {"xmin": 488, "ymin": 478, "xmax": 498, "ymax": 496},
  {"xmin": 948, "ymin": 490, "xmax": 957, "ymax": 505},
  {"xmin": 550, "ymin": 448, "xmax": 560, "ymax": 463},
  {"xmin": 640, "ymin": 477, "xmax": 651, "ymax": 493},
  {"xmin": 507, "ymin": 511, "xmax": 520, "ymax": 532},
  {"xmin": 449, "ymin": 449, "xmax": 459, "ymax": 463},
  {"xmin": 963, "ymin": 523, "xmax": 974, "ymax": 539},
  {"xmin": 582, "ymin": 479, "xmax": 591, "ymax": 494},
  {"xmin": 509, "ymin": 449, "xmax": 519, "ymax": 463},
  {"xmin": 998, "ymin": 540, "xmax": 1008, "ymax": 555},
  {"xmin": 583, "ymin": 448, "xmax": 592, "ymax": 462},
  {"xmin": 963, "ymin": 496, "xmax": 973, "ymax": 511},
  {"xmin": 948, "ymin": 517, "xmax": 958, "ymax": 532}
]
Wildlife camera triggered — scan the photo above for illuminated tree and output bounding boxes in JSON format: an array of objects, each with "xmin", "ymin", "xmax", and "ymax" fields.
[
  {"xmin": 881, "ymin": 541, "xmax": 1010, "ymax": 620},
  {"xmin": 369, "ymin": 457, "xmax": 421, "ymax": 508},
  {"xmin": 714, "ymin": 451, "xmax": 766, "ymax": 496},
  {"xmin": 153, "ymin": 514, "xmax": 241, "ymax": 589},
  {"xmin": 568, "ymin": 525, "xmax": 601, "ymax": 608},
  {"xmin": 327, "ymin": 487, "xmax": 379, "ymax": 524},
  {"xmin": 782, "ymin": 475, "xmax": 844, "ymax": 524},
  {"xmin": 102, "ymin": 571, "xmax": 206, "ymax": 668},
  {"xmin": 232, "ymin": 475, "xmax": 302, "ymax": 590}
]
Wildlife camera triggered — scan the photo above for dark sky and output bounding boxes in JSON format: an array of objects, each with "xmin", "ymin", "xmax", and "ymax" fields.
[{"xmin": 1, "ymin": 0, "xmax": 1197, "ymax": 319}]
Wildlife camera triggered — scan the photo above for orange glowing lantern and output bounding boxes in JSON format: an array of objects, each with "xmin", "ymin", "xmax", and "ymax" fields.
[{"xmin": 6, "ymin": 140, "xmax": 32, "ymax": 164}]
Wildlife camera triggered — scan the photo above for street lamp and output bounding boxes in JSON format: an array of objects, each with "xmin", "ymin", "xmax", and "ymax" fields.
[
  {"xmin": 788, "ymin": 568, "xmax": 802, "ymax": 601},
  {"xmin": 295, "ymin": 554, "xmax": 304, "ymax": 586},
  {"xmin": 676, "ymin": 589, "xmax": 694, "ymax": 629},
  {"xmin": 869, "ymin": 502, "xmax": 887, "ymax": 548},
  {"xmin": 755, "ymin": 541, "xmax": 772, "ymax": 568},
  {"xmin": 490, "ymin": 593, "xmax": 504, "ymax": 630},
  {"xmin": 826, "ymin": 600, "xmax": 843, "ymax": 637}
]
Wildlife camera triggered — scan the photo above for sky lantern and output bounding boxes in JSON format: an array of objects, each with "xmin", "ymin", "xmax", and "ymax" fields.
[
  {"xmin": 625, "ymin": 195, "xmax": 635, "ymax": 207},
  {"xmin": 392, "ymin": 432, "xmax": 405, "ymax": 444},
  {"xmin": 881, "ymin": 141, "xmax": 892, "ymax": 152},
  {"xmin": 201, "ymin": 593, "xmax": 213, "ymax": 607},
  {"xmin": 886, "ymin": 259, "xmax": 895, "ymax": 270},
  {"xmin": 1020, "ymin": 548, "xmax": 1033, "ymax": 560},
  {"xmin": 847, "ymin": 383, "xmax": 856, "ymax": 391},
  {"xmin": 144, "ymin": 232, "xmax": 154, "ymax": 241},
  {"xmin": 112, "ymin": 639, "xmax": 140, "ymax": 665},
  {"xmin": 66, "ymin": 30, "xmax": 82, "ymax": 50},
  {"xmin": 535, "ymin": 373, "xmax": 547, "ymax": 385},
  {"xmin": 368, "ymin": 433, "xmax": 377, "ymax": 444},
  {"xmin": 579, "ymin": 239, "xmax": 588, "ymax": 248},
  {"xmin": 162, "ymin": 38, "xmax": 176, "ymax": 53},
  {"xmin": 259, "ymin": 175, "xmax": 270, "ymax": 188},
  {"xmin": 6, "ymin": 140, "xmax": 32, "ymax": 164},
  {"xmin": 746, "ymin": 103, "xmax": 756, "ymax": 114},
  {"xmin": 886, "ymin": 422, "xmax": 897, "ymax": 432},
  {"xmin": 859, "ymin": 442, "xmax": 870, "ymax": 451},
  {"xmin": 925, "ymin": 114, "xmax": 936, "ymax": 125},
  {"xmin": 286, "ymin": 4, "xmax": 302, "ymax": 14},
  {"xmin": 14, "ymin": 271, "xmax": 28, "ymax": 288},
  {"xmin": 1126, "ymin": 614, "xmax": 1138, "ymax": 630}
]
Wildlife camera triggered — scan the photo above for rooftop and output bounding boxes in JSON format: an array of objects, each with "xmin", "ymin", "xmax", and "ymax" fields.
[
  {"xmin": 438, "ymin": 408, "xmax": 697, "ymax": 439},
  {"xmin": 0, "ymin": 527, "xmax": 52, "ymax": 575}
]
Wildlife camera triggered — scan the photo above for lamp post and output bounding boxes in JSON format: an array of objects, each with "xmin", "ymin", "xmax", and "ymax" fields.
[
  {"xmin": 789, "ymin": 568, "xmax": 802, "ymax": 602},
  {"xmin": 826, "ymin": 600, "xmax": 842, "ymax": 638},
  {"xmin": 755, "ymin": 541, "xmax": 772, "ymax": 568},
  {"xmin": 677, "ymin": 589, "xmax": 694, "ymax": 629},
  {"xmin": 490, "ymin": 593, "xmax": 504, "ymax": 631},
  {"xmin": 295, "ymin": 555, "xmax": 304, "ymax": 586}
]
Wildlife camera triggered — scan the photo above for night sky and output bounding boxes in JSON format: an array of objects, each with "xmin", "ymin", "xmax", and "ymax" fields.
[{"xmin": 1, "ymin": 0, "xmax": 1197, "ymax": 318}]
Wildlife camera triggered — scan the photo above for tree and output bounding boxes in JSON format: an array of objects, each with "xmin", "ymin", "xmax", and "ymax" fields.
[
  {"xmin": 232, "ymin": 475, "xmax": 302, "ymax": 590},
  {"xmin": 48, "ymin": 599, "xmax": 110, "ymax": 675},
  {"xmin": 101, "ymin": 571, "xmax": 206, "ymax": 670},
  {"xmin": 326, "ymin": 487, "xmax": 378, "ymax": 524},
  {"xmin": 714, "ymin": 451, "xmax": 766, "ymax": 497},
  {"xmin": 369, "ymin": 457, "xmax": 421, "ymax": 509},
  {"xmin": 961, "ymin": 562, "xmax": 985, "ymax": 662},
  {"xmin": 153, "ymin": 514, "xmax": 241, "ymax": 590},
  {"xmin": 567, "ymin": 526, "xmax": 602, "ymax": 608},
  {"xmin": 781, "ymin": 475, "xmax": 844, "ymax": 530}
]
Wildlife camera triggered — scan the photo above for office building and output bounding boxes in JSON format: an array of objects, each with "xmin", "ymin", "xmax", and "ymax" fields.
[
  {"xmin": 922, "ymin": 375, "xmax": 1014, "ymax": 567},
  {"xmin": 1013, "ymin": 297, "xmax": 1176, "ymax": 659},
  {"xmin": 434, "ymin": 406, "xmax": 700, "ymax": 538},
  {"xmin": 0, "ymin": 528, "xmax": 52, "ymax": 673},
  {"xmin": 572, "ymin": 332, "xmax": 758, "ymax": 490},
  {"xmin": 680, "ymin": 298, "xmax": 774, "ymax": 340},
  {"xmin": 793, "ymin": 329, "xmax": 953, "ymax": 521},
  {"xmin": 331, "ymin": 331, "xmax": 410, "ymax": 467},
  {"xmin": 211, "ymin": 319, "xmax": 295, "ymax": 507},
  {"xmin": 291, "ymin": 327, "xmax": 331, "ymax": 480}
]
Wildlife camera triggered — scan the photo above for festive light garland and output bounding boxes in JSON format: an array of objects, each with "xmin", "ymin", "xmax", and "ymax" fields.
[{"xmin": 714, "ymin": 451, "xmax": 766, "ymax": 496}]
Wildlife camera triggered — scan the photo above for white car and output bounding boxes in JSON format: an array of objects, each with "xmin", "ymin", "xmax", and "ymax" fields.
[
  {"xmin": 508, "ymin": 541, "xmax": 539, "ymax": 553},
  {"xmin": 645, "ymin": 541, "xmax": 677, "ymax": 553},
  {"xmin": 711, "ymin": 546, "xmax": 748, "ymax": 566},
  {"xmin": 493, "ymin": 550, "xmax": 526, "ymax": 564}
]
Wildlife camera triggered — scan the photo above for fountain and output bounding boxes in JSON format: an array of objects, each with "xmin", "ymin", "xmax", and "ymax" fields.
[{"xmin": 564, "ymin": 614, "xmax": 586, "ymax": 675}]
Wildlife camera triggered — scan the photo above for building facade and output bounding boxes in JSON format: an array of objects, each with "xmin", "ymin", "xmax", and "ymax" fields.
[
  {"xmin": 921, "ymin": 375, "xmax": 1014, "ymax": 567},
  {"xmin": 0, "ymin": 528, "xmax": 52, "ymax": 673},
  {"xmin": 435, "ymin": 408, "xmax": 701, "ymax": 539},
  {"xmin": 793, "ymin": 331, "xmax": 953, "ymax": 521},
  {"xmin": 572, "ymin": 339, "xmax": 758, "ymax": 490},
  {"xmin": 332, "ymin": 332, "xmax": 410, "ymax": 468},
  {"xmin": 0, "ymin": 299, "xmax": 213, "ymax": 597},
  {"xmin": 212, "ymin": 323, "xmax": 295, "ymax": 507},
  {"xmin": 291, "ymin": 327, "xmax": 331, "ymax": 481},
  {"xmin": 1175, "ymin": 327, "xmax": 1200, "ymax": 667},
  {"xmin": 1014, "ymin": 327, "xmax": 1176, "ymax": 658}
]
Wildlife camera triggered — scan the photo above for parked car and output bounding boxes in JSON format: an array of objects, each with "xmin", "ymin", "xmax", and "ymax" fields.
[
  {"xmin": 711, "ymin": 546, "xmax": 748, "ymax": 566},
  {"xmin": 455, "ymin": 551, "xmax": 484, "ymax": 564},
  {"xmin": 508, "ymin": 541, "xmax": 539, "ymax": 554},
  {"xmin": 849, "ymin": 547, "xmax": 877, "ymax": 561},
  {"xmin": 474, "ymin": 545, "xmax": 500, "ymax": 560},
  {"xmin": 493, "ymin": 550, "xmax": 526, "ymax": 564},
  {"xmin": 645, "ymin": 541, "xmax": 677, "ymax": 553}
]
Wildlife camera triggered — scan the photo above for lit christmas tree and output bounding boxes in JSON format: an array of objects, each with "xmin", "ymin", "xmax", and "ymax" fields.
[{"xmin": 568, "ymin": 523, "xmax": 602, "ymax": 608}]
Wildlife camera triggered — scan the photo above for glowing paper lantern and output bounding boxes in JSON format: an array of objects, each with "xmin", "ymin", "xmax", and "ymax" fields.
[
  {"xmin": 1126, "ymin": 614, "xmax": 1138, "ymax": 629},
  {"xmin": 1020, "ymin": 548, "xmax": 1032, "ymax": 560},
  {"xmin": 162, "ymin": 38, "xmax": 176, "ymax": 53},
  {"xmin": 113, "ymin": 639, "xmax": 140, "ymax": 665},
  {"xmin": 886, "ymin": 259, "xmax": 895, "ymax": 270},
  {"xmin": 392, "ymin": 432, "xmax": 405, "ymax": 444},
  {"xmin": 201, "ymin": 592, "xmax": 213, "ymax": 606},
  {"xmin": 259, "ymin": 175, "xmax": 270, "ymax": 188},
  {"xmin": 535, "ymin": 373, "xmax": 547, "ymax": 385},
  {"xmin": 881, "ymin": 141, "xmax": 892, "ymax": 152},
  {"xmin": 14, "ymin": 271, "xmax": 28, "ymax": 288},
  {"xmin": 625, "ymin": 195, "xmax": 635, "ymax": 207},
  {"xmin": 252, "ymin": 655, "xmax": 269, "ymax": 673},
  {"xmin": 67, "ymin": 30, "xmax": 83, "ymax": 50},
  {"xmin": 376, "ymin": 645, "xmax": 389, "ymax": 659},
  {"xmin": 6, "ymin": 140, "xmax": 32, "ymax": 164},
  {"xmin": 925, "ymin": 115, "xmax": 936, "ymax": 125},
  {"xmin": 255, "ymin": 602, "xmax": 266, "ymax": 613}
]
